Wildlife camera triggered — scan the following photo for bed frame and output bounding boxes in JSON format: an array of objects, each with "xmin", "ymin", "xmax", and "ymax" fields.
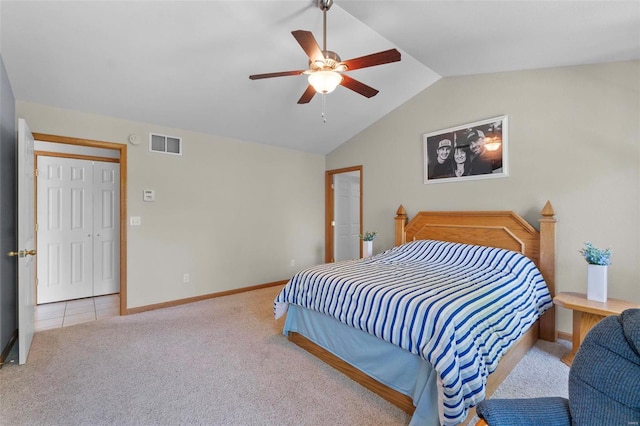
[{"xmin": 288, "ymin": 202, "xmax": 557, "ymax": 423}]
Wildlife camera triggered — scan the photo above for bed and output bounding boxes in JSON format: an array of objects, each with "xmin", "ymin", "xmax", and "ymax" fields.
[{"xmin": 274, "ymin": 202, "xmax": 557, "ymax": 425}]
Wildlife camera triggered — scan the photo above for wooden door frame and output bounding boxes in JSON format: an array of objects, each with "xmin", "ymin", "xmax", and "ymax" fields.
[
  {"xmin": 325, "ymin": 166, "xmax": 363, "ymax": 263},
  {"xmin": 33, "ymin": 133, "xmax": 128, "ymax": 315}
]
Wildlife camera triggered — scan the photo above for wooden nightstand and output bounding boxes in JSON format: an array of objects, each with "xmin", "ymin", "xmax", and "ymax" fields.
[{"xmin": 553, "ymin": 291, "xmax": 640, "ymax": 366}]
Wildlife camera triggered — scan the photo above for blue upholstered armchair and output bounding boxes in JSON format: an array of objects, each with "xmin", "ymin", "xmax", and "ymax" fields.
[{"xmin": 476, "ymin": 308, "xmax": 640, "ymax": 426}]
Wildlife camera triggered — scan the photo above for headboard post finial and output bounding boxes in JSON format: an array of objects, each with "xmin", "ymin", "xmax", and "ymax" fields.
[
  {"xmin": 538, "ymin": 200, "xmax": 557, "ymax": 342},
  {"xmin": 541, "ymin": 200, "xmax": 555, "ymax": 218},
  {"xmin": 395, "ymin": 205, "xmax": 408, "ymax": 246}
]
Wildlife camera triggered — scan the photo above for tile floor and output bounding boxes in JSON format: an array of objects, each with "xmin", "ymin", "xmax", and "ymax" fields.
[{"xmin": 35, "ymin": 294, "xmax": 120, "ymax": 332}]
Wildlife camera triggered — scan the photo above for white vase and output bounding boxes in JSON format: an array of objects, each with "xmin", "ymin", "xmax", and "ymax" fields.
[
  {"xmin": 587, "ymin": 264, "xmax": 608, "ymax": 303},
  {"xmin": 363, "ymin": 240, "xmax": 373, "ymax": 258}
]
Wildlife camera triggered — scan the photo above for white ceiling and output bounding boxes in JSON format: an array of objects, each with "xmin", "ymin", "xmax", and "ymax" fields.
[{"xmin": 1, "ymin": 1, "xmax": 639, "ymax": 155}]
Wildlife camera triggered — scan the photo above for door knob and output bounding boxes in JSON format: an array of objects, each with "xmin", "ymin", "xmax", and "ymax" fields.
[{"xmin": 6, "ymin": 249, "xmax": 35, "ymax": 257}]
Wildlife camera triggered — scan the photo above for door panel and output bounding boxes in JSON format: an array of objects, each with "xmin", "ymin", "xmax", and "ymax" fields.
[
  {"xmin": 37, "ymin": 157, "xmax": 93, "ymax": 303},
  {"xmin": 325, "ymin": 166, "xmax": 362, "ymax": 263},
  {"xmin": 349, "ymin": 178, "xmax": 361, "ymax": 256},
  {"xmin": 17, "ymin": 118, "xmax": 36, "ymax": 365},
  {"xmin": 93, "ymin": 162, "xmax": 120, "ymax": 296},
  {"xmin": 333, "ymin": 172, "xmax": 360, "ymax": 261}
]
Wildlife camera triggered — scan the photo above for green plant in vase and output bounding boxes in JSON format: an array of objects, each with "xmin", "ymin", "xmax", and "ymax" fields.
[
  {"xmin": 359, "ymin": 231, "xmax": 377, "ymax": 241},
  {"xmin": 579, "ymin": 242, "xmax": 611, "ymax": 266},
  {"xmin": 580, "ymin": 242, "xmax": 611, "ymax": 303}
]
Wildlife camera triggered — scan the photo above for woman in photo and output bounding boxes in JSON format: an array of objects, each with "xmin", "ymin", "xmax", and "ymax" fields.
[{"xmin": 451, "ymin": 143, "xmax": 471, "ymax": 177}]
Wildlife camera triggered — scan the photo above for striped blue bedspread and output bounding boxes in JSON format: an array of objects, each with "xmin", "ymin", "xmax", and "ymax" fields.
[{"xmin": 274, "ymin": 239, "xmax": 553, "ymax": 425}]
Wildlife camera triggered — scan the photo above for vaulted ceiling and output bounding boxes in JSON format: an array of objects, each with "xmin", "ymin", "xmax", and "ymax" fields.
[{"xmin": 2, "ymin": 1, "xmax": 639, "ymax": 154}]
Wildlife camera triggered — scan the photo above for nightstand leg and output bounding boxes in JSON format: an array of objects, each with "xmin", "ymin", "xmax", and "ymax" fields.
[{"xmin": 562, "ymin": 310, "xmax": 606, "ymax": 367}]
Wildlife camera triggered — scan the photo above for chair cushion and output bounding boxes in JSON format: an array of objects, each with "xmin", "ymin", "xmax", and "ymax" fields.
[
  {"xmin": 476, "ymin": 397, "xmax": 570, "ymax": 426},
  {"xmin": 569, "ymin": 309, "xmax": 640, "ymax": 425}
]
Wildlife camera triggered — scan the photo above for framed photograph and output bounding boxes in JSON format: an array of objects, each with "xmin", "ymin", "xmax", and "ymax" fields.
[{"xmin": 423, "ymin": 115, "xmax": 508, "ymax": 184}]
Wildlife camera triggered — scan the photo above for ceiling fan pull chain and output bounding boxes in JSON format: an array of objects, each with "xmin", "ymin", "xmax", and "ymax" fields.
[{"xmin": 322, "ymin": 94, "xmax": 327, "ymax": 123}]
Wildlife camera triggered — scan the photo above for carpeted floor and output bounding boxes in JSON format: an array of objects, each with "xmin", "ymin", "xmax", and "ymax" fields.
[{"xmin": 1, "ymin": 286, "xmax": 570, "ymax": 425}]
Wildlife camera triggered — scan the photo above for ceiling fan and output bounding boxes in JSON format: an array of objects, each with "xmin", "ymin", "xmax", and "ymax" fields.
[{"xmin": 249, "ymin": 0, "xmax": 401, "ymax": 104}]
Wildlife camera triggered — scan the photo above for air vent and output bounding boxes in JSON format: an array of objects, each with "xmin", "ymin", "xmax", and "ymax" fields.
[{"xmin": 149, "ymin": 133, "xmax": 182, "ymax": 155}]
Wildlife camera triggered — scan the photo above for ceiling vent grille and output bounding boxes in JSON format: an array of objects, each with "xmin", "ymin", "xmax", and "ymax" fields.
[{"xmin": 149, "ymin": 133, "xmax": 182, "ymax": 155}]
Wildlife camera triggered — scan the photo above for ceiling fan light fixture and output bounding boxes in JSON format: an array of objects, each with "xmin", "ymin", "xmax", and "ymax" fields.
[{"xmin": 308, "ymin": 70, "xmax": 343, "ymax": 94}]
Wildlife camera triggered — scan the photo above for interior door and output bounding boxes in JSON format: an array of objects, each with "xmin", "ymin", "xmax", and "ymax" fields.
[
  {"xmin": 333, "ymin": 172, "xmax": 360, "ymax": 261},
  {"xmin": 326, "ymin": 167, "xmax": 362, "ymax": 263},
  {"xmin": 37, "ymin": 156, "xmax": 93, "ymax": 303},
  {"xmin": 17, "ymin": 118, "xmax": 36, "ymax": 365},
  {"xmin": 37, "ymin": 157, "xmax": 120, "ymax": 302},
  {"xmin": 92, "ymin": 162, "xmax": 120, "ymax": 296}
]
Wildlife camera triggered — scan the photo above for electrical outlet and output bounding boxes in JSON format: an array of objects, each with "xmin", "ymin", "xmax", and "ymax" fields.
[{"xmin": 183, "ymin": 273, "xmax": 190, "ymax": 283}]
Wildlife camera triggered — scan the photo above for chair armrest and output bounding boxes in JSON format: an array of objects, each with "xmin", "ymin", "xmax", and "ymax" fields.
[{"xmin": 476, "ymin": 397, "xmax": 570, "ymax": 426}]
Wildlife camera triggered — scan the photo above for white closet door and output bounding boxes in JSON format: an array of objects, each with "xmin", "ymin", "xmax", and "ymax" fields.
[
  {"xmin": 37, "ymin": 157, "xmax": 94, "ymax": 303},
  {"xmin": 92, "ymin": 162, "xmax": 120, "ymax": 296}
]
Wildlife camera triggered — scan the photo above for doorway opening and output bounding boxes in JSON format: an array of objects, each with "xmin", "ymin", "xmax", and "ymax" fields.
[
  {"xmin": 325, "ymin": 166, "xmax": 362, "ymax": 263},
  {"xmin": 33, "ymin": 133, "xmax": 128, "ymax": 316}
]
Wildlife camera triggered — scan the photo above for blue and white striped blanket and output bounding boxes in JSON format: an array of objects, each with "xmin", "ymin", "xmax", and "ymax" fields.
[{"xmin": 274, "ymin": 240, "xmax": 553, "ymax": 425}]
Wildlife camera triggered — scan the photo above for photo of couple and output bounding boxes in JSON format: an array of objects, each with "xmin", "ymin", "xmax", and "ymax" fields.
[{"xmin": 424, "ymin": 116, "xmax": 507, "ymax": 183}]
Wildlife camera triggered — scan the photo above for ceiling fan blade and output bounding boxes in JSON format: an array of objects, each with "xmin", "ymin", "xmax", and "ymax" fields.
[
  {"xmin": 340, "ymin": 75, "xmax": 379, "ymax": 98},
  {"xmin": 249, "ymin": 70, "xmax": 306, "ymax": 80},
  {"xmin": 340, "ymin": 48, "xmax": 401, "ymax": 71},
  {"xmin": 297, "ymin": 85, "xmax": 316, "ymax": 104},
  {"xmin": 292, "ymin": 30, "xmax": 324, "ymax": 63}
]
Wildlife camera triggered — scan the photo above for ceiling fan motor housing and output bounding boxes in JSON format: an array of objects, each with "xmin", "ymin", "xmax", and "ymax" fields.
[{"xmin": 310, "ymin": 50, "xmax": 346, "ymax": 72}]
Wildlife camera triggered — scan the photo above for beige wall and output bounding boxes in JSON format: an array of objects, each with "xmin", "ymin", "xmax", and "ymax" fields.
[
  {"xmin": 327, "ymin": 61, "xmax": 640, "ymax": 335},
  {"xmin": 18, "ymin": 102, "xmax": 325, "ymax": 309}
]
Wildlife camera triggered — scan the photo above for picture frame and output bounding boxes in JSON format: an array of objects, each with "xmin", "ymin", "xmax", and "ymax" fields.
[{"xmin": 423, "ymin": 115, "xmax": 508, "ymax": 184}]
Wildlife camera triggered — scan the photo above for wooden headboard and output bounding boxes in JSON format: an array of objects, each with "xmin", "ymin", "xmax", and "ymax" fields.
[{"xmin": 394, "ymin": 201, "xmax": 557, "ymax": 341}]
